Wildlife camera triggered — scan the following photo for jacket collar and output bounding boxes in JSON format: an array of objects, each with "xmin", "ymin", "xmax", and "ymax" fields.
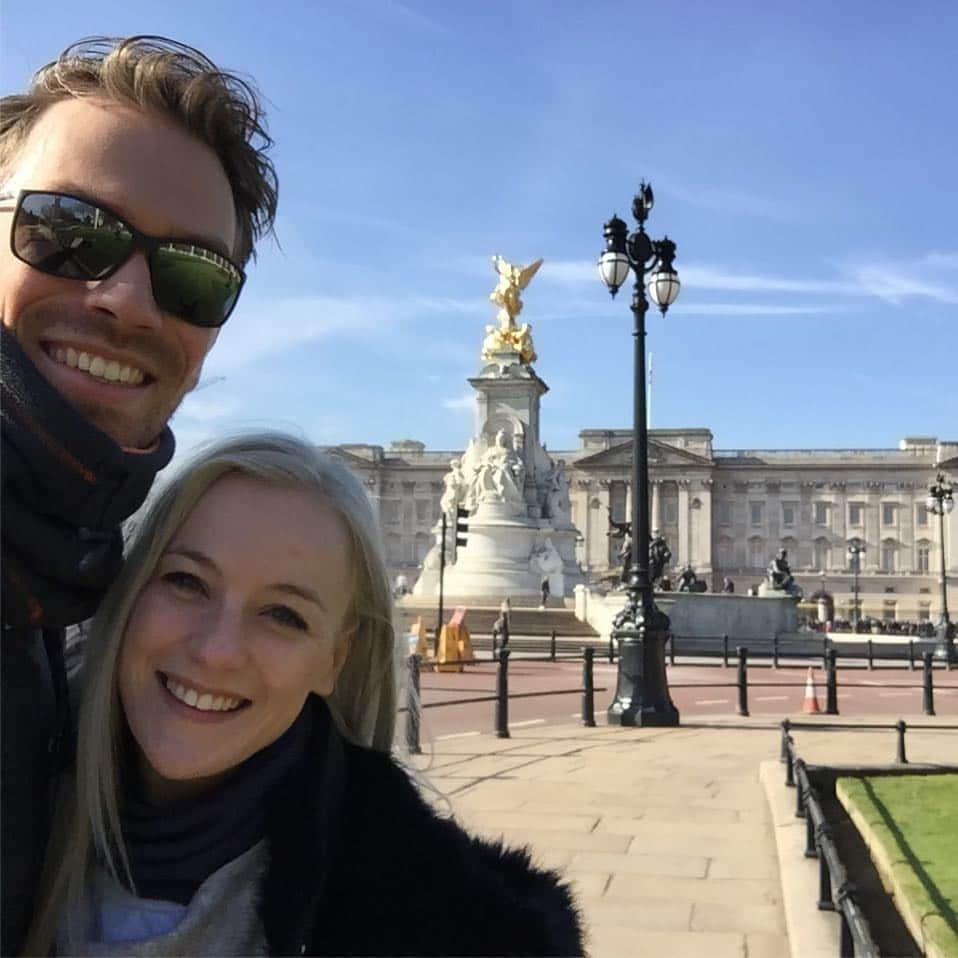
[
  {"xmin": 260, "ymin": 695, "xmax": 347, "ymax": 955},
  {"xmin": 1, "ymin": 326, "xmax": 174, "ymax": 627}
]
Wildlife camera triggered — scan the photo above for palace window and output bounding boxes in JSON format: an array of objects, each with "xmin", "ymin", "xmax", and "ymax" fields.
[
  {"xmin": 880, "ymin": 543, "xmax": 897, "ymax": 572},
  {"xmin": 881, "ymin": 503, "xmax": 897, "ymax": 525},
  {"xmin": 718, "ymin": 502, "xmax": 732, "ymax": 525},
  {"xmin": 782, "ymin": 502, "xmax": 797, "ymax": 527},
  {"xmin": 917, "ymin": 544, "xmax": 931, "ymax": 572},
  {"xmin": 813, "ymin": 538, "xmax": 830, "ymax": 570},
  {"xmin": 815, "ymin": 502, "xmax": 830, "ymax": 526},
  {"xmin": 916, "ymin": 504, "xmax": 929, "ymax": 527},
  {"xmin": 750, "ymin": 502, "xmax": 764, "ymax": 526},
  {"xmin": 748, "ymin": 538, "xmax": 765, "ymax": 569},
  {"xmin": 848, "ymin": 503, "xmax": 863, "ymax": 526},
  {"xmin": 664, "ymin": 502, "xmax": 677, "ymax": 524}
]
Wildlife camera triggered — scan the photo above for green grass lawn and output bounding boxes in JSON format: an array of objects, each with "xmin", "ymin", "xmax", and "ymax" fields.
[{"xmin": 837, "ymin": 773, "xmax": 958, "ymax": 958}]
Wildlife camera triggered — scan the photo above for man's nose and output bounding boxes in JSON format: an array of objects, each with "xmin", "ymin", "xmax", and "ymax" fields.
[{"xmin": 85, "ymin": 251, "xmax": 164, "ymax": 332}]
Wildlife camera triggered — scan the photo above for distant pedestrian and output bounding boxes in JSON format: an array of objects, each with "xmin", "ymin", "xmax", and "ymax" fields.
[
  {"xmin": 539, "ymin": 576, "xmax": 551, "ymax": 608},
  {"xmin": 722, "ymin": 577, "xmax": 735, "ymax": 594}
]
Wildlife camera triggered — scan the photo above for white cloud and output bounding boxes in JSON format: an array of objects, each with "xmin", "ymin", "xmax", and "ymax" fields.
[
  {"xmin": 441, "ymin": 392, "xmax": 476, "ymax": 412},
  {"xmin": 205, "ymin": 292, "xmax": 482, "ymax": 376},
  {"xmin": 676, "ymin": 303, "xmax": 839, "ymax": 316}
]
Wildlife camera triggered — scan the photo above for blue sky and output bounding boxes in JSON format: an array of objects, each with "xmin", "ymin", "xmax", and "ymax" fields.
[{"xmin": 3, "ymin": 1, "xmax": 956, "ymax": 459}]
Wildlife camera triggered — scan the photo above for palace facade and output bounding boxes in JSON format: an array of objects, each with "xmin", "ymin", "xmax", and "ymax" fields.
[{"xmin": 329, "ymin": 431, "xmax": 957, "ymax": 624}]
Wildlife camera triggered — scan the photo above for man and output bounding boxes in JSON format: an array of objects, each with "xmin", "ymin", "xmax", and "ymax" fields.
[{"xmin": 1, "ymin": 36, "xmax": 277, "ymax": 952}]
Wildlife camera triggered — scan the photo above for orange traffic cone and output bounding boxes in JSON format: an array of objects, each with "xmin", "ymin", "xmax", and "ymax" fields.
[{"xmin": 802, "ymin": 667, "xmax": 821, "ymax": 714}]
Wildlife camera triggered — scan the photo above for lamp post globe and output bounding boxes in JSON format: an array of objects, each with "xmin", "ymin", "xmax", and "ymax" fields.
[
  {"xmin": 926, "ymin": 472, "xmax": 955, "ymax": 663},
  {"xmin": 597, "ymin": 181, "xmax": 680, "ymax": 727}
]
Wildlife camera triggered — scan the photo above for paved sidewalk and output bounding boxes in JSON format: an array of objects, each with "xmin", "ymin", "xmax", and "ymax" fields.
[{"xmin": 409, "ymin": 716, "xmax": 958, "ymax": 958}]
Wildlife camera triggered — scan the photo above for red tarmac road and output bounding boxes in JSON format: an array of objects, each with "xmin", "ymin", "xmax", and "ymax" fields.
[{"xmin": 415, "ymin": 658, "xmax": 958, "ymax": 741}]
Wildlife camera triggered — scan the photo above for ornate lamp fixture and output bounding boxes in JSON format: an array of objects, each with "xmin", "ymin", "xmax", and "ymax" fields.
[
  {"xmin": 926, "ymin": 472, "xmax": 955, "ymax": 661},
  {"xmin": 596, "ymin": 181, "xmax": 681, "ymax": 727}
]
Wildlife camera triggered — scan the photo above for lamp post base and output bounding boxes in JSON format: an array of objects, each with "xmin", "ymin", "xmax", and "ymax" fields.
[{"xmin": 607, "ymin": 626, "xmax": 680, "ymax": 727}]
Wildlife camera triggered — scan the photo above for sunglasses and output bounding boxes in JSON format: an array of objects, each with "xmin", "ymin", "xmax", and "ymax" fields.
[{"xmin": 1, "ymin": 190, "xmax": 245, "ymax": 328}]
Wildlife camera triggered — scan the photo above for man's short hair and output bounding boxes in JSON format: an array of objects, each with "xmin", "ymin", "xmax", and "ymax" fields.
[{"xmin": 0, "ymin": 35, "xmax": 277, "ymax": 264}]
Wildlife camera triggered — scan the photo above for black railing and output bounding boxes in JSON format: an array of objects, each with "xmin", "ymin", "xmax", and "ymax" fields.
[
  {"xmin": 779, "ymin": 720, "xmax": 958, "ymax": 956},
  {"xmin": 403, "ymin": 648, "xmax": 604, "ymax": 752},
  {"xmin": 782, "ymin": 728, "xmax": 879, "ymax": 957},
  {"xmin": 663, "ymin": 647, "xmax": 945, "ymax": 719}
]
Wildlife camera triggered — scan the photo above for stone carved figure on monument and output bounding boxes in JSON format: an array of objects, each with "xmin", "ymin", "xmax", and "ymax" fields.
[
  {"xmin": 677, "ymin": 564, "xmax": 699, "ymax": 592},
  {"xmin": 649, "ymin": 534, "xmax": 672, "ymax": 585},
  {"xmin": 440, "ymin": 458, "xmax": 465, "ymax": 514},
  {"xmin": 530, "ymin": 537, "xmax": 564, "ymax": 596},
  {"xmin": 543, "ymin": 460, "xmax": 572, "ymax": 522},
  {"xmin": 460, "ymin": 436, "xmax": 488, "ymax": 511},
  {"xmin": 766, "ymin": 548, "xmax": 803, "ymax": 598},
  {"xmin": 481, "ymin": 255, "xmax": 543, "ymax": 365},
  {"xmin": 475, "ymin": 429, "xmax": 525, "ymax": 506}
]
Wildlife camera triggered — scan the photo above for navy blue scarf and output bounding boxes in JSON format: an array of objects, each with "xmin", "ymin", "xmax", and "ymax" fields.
[{"xmin": 120, "ymin": 703, "xmax": 316, "ymax": 905}]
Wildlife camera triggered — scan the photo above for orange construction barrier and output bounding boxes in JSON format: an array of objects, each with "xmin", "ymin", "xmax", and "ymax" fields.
[{"xmin": 802, "ymin": 666, "xmax": 821, "ymax": 714}]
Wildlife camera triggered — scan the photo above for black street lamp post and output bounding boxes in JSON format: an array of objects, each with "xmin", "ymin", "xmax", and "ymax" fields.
[
  {"xmin": 926, "ymin": 472, "xmax": 955, "ymax": 662},
  {"xmin": 597, "ymin": 182, "xmax": 680, "ymax": 726},
  {"xmin": 847, "ymin": 538, "xmax": 865, "ymax": 632}
]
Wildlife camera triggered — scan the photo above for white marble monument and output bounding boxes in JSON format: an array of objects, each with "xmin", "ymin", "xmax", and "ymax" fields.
[{"xmin": 413, "ymin": 256, "xmax": 585, "ymax": 600}]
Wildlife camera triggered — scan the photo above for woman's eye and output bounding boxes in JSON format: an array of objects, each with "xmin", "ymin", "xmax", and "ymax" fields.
[
  {"xmin": 266, "ymin": 605, "xmax": 308, "ymax": 631},
  {"xmin": 162, "ymin": 571, "xmax": 207, "ymax": 595}
]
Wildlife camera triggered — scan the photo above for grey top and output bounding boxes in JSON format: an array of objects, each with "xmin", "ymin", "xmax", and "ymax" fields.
[{"xmin": 59, "ymin": 841, "xmax": 269, "ymax": 957}]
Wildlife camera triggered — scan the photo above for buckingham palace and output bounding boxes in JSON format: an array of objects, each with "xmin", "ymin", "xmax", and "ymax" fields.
[{"xmin": 328, "ymin": 430, "xmax": 957, "ymax": 625}]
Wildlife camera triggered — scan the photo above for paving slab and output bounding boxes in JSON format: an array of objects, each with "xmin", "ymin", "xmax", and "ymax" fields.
[{"xmin": 414, "ymin": 715, "xmax": 958, "ymax": 958}]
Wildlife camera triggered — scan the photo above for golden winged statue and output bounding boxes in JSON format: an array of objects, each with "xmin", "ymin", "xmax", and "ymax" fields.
[{"xmin": 482, "ymin": 254, "xmax": 543, "ymax": 365}]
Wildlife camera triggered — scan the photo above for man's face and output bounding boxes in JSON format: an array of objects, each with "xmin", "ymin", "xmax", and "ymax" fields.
[{"xmin": 0, "ymin": 98, "xmax": 237, "ymax": 448}]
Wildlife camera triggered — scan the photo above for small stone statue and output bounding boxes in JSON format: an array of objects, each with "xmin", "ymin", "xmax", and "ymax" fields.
[
  {"xmin": 721, "ymin": 576, "xmax": 735, "ymax": 594},
  {"xmin": 676, "ymin": 565, "xmax": 698, "ymax": 592},
  {"xmin": 766, "ymin": 548, "xmax": 802, "ymax": 597},
  {"xmin": 649, "ymin": 534, "xmax": 672, "ymax": 585}
]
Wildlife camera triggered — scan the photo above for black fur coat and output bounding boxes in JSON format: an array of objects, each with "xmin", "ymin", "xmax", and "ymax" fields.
[{"xmin": 260, "ymin": 697, "xmax": 585, "ymax": 957}]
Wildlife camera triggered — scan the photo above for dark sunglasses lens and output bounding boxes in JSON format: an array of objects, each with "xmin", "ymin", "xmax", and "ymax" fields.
[
  {"xmin": 151, "ymin": 244, "xmax": 243, "ymax": 328},
  {"xmin": 14, "ymin": 193, "xmax": 132, "ymax": 280}
]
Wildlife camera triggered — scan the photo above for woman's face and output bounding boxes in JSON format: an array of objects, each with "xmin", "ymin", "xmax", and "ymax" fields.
[{"xmin": 118, "ymin": 474, "xmax": 355, "ymax": 804}]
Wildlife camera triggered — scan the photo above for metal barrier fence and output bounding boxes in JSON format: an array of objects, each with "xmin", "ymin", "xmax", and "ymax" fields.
[
  {"xmin": 403, "ymin": 640, "xmax": 951, "ymax": 749},
  {"xmin": 779, "ymin": 720, "xmax": 958, "ymax": 957},
  {"xmin": 403, "ymin": 648, "xmax": 603, "ymax": 751},
  {"xmin": 665, "ymin": 646, "xmax": 943, "ymax": 719}
]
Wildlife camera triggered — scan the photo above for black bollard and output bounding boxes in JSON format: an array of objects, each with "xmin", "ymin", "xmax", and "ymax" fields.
[
  {"xmin": 825, "ymin": 649, "xmax": 839, "ymax": 715},
  {"xmin": 785, "ymin": 736, "xmax": 795, "ymax": 787},
  {"xmin": 772, "ymin": 633, "xmax": 779, "ymax": 669},
  {"xmin": 669, "ymin": 633, "xmax": 676, "ymax": 667},
  {"xmin": 867, "ymin": 639, "xmax": 874, "ymax": 671},
  {"xmin": 909, "ymin": 639, "xmax": 915, "ymax": 671},
  {"xmin": 896, "ymin": 719, "xmax": 908, "ymax": 764},
  {"xmin": 550, "ymin": 629, "xmax": 557, "ymax": 662},
  {"xmin": 495, "ymin": 648, "xmax": 511, "ymax": 737},
  {"xmin": 608, "ymin": 633, "xmax": 615, "ymax": 664},
  {"xmin": 822, "ymin": 634, "xmax": 828, "ymax": 669},
  {"xmin": 722, "ymin": 634, "xmax": 729, "ymax": 668},
  {"xmin": 780, "ymin": 718, "xmax": 791, "ymax": 763},
  {"xmin": 923, "ymin": 652, "xmax": 935, "ymax": 716},
  {"xmin": 405, "ymin": 654, "xmax": 422, "ymax": 755},
  {"xmin": 582, "ymin": 647, "xmax": 596, "ymax": 728},
  {"xmin": 737, "ymin": 646, "xmax": 749, "ymax": 717}
]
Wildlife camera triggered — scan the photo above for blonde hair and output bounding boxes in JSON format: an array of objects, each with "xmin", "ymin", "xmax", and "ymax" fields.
[
  {"xmin": 0, "ymin": 36, "xmax": 277, "ymax": 264},
  {"xmin": 27, "ymin": 432, "xmax": 397, "ymax": 953}
]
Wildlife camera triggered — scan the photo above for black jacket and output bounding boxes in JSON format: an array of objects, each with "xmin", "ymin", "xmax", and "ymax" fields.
[
  {"xmin": 261, "ymin": 697, "xmax": 585, "ymax": 957},
  {"xmin": 1, "ymin": 328, "xmax": 173, "ymax": 955}
]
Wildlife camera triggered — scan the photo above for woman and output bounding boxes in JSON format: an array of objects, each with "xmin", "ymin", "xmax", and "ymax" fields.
[{"xmin": 27, "ymin": 433, "xmax": 583, "ymax": 956}]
